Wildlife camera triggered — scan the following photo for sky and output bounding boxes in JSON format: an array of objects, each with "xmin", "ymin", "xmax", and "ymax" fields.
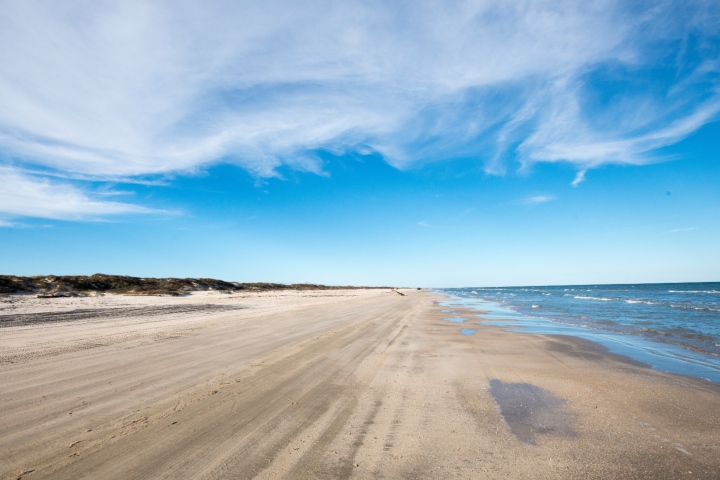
[{"xmin": 1, "ymin": 0, "xmax": 719, "ymax": 287}]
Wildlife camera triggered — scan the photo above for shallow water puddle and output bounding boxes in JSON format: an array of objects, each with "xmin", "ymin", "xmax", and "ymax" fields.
[
  {"xmin": 443, "ymin": 317, "xmax": 468, "ymax": 323},
  {"xmin": 460, "ymin": 328, "xmax": 476, "ymax": 336},
  {"xmin": 488, "ymin": 379, "xmax": 575, "ymax": 445}
]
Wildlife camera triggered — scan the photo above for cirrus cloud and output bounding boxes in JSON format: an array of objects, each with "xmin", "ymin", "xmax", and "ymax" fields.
[
  {"xmin": 521, "ymin": 195, "xmax": 557, "ymax": 205},
  {"xmin": 1, "ymin": 0, "xmax": 719, "ymax": 221},
  {"xmin": 0, "ymin": 167, "xmax": 162, "ymax": 221}
]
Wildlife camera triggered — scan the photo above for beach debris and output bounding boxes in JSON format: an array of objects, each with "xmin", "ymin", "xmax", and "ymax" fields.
[{"xmin": 16, "ymin": 469, "xmax": 35, "ymax": 479}]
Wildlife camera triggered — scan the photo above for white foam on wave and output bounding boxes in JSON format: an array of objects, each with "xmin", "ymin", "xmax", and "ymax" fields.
[
  {"xmin": 625, "ymin": 299, "xmax": 659, "ymax": 305},
  {"xmin": 669, "ymin": 304, "xmax": 720, "ymax": 313},
  {"xmin": 574, "ymin": 296, "xmax": 613, "ymax": 301},
  {"xmin": 668, "ymin": 290, "xmax": 720, "ymax": 294}
]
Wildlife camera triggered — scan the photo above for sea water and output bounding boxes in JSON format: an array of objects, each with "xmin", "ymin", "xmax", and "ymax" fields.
[{"xmin": 437, "ymin": 282, "xmax": 720, "ymax": 383}]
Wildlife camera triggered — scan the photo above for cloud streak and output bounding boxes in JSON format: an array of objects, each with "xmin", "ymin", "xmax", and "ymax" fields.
[
  {"xmin": 521, "ymin": 195, "xmax": 557, "ymax": 205},
  {"xmin": 571, "ymin": 170, "xmax": 587, "ymax": 188},
  {"xmin": 0, "ymin": 167, "xmax": 162, "ymax": 221},
  {"xmin": 417, "ymin": 221, "xmax": 444, "ymax": 229},
  {"xmin": 1, "ymin": 1, "xmax": 719, "ymax": 219}
]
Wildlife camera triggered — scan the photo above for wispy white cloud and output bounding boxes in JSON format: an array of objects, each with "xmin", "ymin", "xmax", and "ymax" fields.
[
  {"xmin": 417, "ymin": 221, "xmax": 444, "ymax": 229},
  {"xmin": 0, "ymin": 1, "xmax": 719, "ymax": 220},
  {"xmin": 521, "ymin": 195, "xmax": 557, "ymax": 205},
  {"xmin": 417, "ymin": 220, "xmax": 445, "ymax": 228},
  {"xmin": 669, "ymin": 227, "xmax": 697, "ymax": 233},
  {"xmin": 0, "ymin": 167, "xmax": 163, "ymax": 221},
  {"xmin": 522, "ymin": 91, "xmax": 720, "ymax": 170},
  {"xmin": 571, "ymin": 170, "xmax": 587, "ymax": 187}
]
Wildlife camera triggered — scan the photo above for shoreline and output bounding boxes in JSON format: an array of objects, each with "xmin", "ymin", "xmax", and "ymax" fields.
[
  {"xmin": 437, "ymin": 291, "xmax": 720, "ymax": 384},
  {"xmin": 2, "ymin": 290, "xmax": 719, "ymax": 478}
]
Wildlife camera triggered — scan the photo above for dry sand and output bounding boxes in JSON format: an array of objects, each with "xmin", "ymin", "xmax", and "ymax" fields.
[{"xmin": 1, "ymin": 289, "xmax": 719, "ymax": 479}]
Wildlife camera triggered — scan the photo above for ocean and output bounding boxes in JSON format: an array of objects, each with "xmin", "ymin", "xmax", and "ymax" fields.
[{"xmin": 437, "ymin": 282, "xmax": 720, "ymax": 383}]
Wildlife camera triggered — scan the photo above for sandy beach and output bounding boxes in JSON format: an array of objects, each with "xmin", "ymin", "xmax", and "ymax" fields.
[{"xmin": 1, "ymin": 289, "xmax": 719, "ymax": 479}]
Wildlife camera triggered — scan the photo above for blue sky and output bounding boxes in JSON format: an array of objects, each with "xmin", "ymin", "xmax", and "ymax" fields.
[{"xmin": 1, "ymin": 1, "xmax": 719, "ymax": 287}]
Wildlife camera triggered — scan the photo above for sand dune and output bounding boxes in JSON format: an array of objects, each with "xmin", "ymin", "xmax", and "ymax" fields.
[{"xmin": 1, "ymin": 290, "xmax": 719, "ymax": 479}]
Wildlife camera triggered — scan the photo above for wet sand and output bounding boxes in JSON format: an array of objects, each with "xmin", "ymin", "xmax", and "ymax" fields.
[{"xmin": 1, "ymin": 289, "xmax": 719, "ymax": 479}]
